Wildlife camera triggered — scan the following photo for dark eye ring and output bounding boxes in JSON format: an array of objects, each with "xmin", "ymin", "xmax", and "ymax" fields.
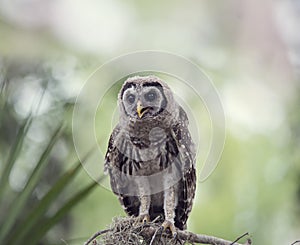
[
  {"xmin": 126, "ymin": 94, "xmax": 135, "ymax": 104},
  {"xmin": 145, "ymin": 91, "xmax": 157, "ymax": 101}
]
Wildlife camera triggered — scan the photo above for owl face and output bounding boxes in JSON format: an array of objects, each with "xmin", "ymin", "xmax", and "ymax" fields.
[{"xmin": 120, "ymin": 77, "xmax": 167, "ymax": 120}]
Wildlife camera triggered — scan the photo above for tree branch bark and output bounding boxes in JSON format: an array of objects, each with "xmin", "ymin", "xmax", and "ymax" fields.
[{"xmin": 84, "ymin": 216, "xmax": 251, "ymax": 245}]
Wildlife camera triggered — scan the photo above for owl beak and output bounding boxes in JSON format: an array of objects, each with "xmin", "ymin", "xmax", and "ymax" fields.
[{"xmin": 137, "ymin": 100, "xmax": 148, "ymax": 118}]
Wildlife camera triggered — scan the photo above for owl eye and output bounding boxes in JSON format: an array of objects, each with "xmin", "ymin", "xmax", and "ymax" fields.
[
  {"xmin": 144, "ymin": 91, "xmax": 157, "ymax": 102},
  {"xmin": 126, "ymin": 94, "xmax": 136, "ymax": 104}
]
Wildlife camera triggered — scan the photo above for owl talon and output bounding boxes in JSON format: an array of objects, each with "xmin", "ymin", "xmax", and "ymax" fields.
[
  {"xmin": 137, "ymin": 214, "xmax": 150, "ymax": 224},
  {"xmin": 161, "ymin": 220, "xmax": 177, "ymax": 238}
]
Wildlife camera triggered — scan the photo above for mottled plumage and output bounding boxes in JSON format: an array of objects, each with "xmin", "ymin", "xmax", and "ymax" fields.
[{"xmin": 104, "ymin": 75, "xmax": 196, "ymax": 233}]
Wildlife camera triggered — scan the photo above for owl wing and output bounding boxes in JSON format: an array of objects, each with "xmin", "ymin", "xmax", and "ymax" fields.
[
  {"xmin": 104, "ymin": 125, "xmax": 120, "ymax": 177},
  {"xmin": 171, "ymin": 106, "xmax": 197, "ymax": 230},
  {"xmin": 104, "ymin": 125, "xmax": 140, "ymax": 217}
]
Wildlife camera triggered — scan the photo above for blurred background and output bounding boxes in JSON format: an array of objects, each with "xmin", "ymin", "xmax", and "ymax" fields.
[{"xmin": 0, "ymin": 0, "xmax": 300, "ymax": 244}]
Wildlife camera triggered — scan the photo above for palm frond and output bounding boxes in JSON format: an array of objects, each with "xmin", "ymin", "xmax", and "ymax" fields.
[
  {"xmin": 10, "ymin": 149, "xmax": 95, "ymax": 244},
  {"xmin": 0, "ymin": 113, "xmax": 33, "ymax": 198},
  {"xmin": 25, "ymin": 176, "xmax": 103, "ymax": 245},
  {"xmin": 0, "ymin": 124, "xmax": 64, "ymax": 242}
]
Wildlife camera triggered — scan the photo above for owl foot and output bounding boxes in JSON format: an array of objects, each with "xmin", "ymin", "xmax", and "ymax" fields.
[
  {"xmin": 137, "ymin": 213, "xmax": 150, "ymax": 224},
  {"xmin": 161, "ymin": 220, "xmax": 177, "ymax": 239}
]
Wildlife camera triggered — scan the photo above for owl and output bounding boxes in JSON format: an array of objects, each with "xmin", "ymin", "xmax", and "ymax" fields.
[{"xmin": 104, "ymin": 75, "xmax": 196, "ymax": 237}]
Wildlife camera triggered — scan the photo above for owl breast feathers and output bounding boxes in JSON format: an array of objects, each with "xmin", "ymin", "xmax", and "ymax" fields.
[{"xmin": 104, "ymin": 75, "xmax": 196, "ymax": 232}]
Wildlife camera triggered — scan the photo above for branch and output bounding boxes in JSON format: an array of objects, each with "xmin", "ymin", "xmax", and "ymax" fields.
[
  {"xmin": 84, "ymin": 229, "xmax": 111, "ymax": 245},
  {"xmin": 84, "ymin": 216, "xmax": 251, "ymax": 245},
  {"xmin": 291, "ymin": 241, "xmax": 300, "ymax": 245},
  {"xmin": 141, "ymin": 227, "xmax": 251, "ymax": 245}
]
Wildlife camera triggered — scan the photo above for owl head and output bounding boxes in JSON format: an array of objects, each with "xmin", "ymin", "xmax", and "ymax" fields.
[{"xmin": 118, "ymin": 75, "xmax": 177, "ymax": 121}]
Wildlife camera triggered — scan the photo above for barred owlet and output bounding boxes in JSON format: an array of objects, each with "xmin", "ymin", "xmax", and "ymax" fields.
[{"xmin": 104, "ymin": 75, "xmax": 196, "ymax": 236}]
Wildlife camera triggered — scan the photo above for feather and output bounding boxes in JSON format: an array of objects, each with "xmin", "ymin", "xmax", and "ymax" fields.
[{"xmin": 104, "ymin": 77, "xmax": 197, "ymax": 230}]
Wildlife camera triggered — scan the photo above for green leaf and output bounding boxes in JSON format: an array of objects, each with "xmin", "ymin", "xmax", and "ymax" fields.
[
  {"xmin": 0, "ymin": 124, "xmax": 64, "ymax": 242},
  {"xmin": 0, "ymin": 84, "xmax": 46, "ymax": 198},
  {"xmin": 0, "ymin": 113, "xmax": 33, "ymax": 198},
  {"xmin": 26, "ymin": 176, "xmax": 104, "ymax": 245},
  {"xmin": 10, "ymin": 149, "xmax": 94, "ymax": 245},
  {"xmin": 0, "ymin": 77, "xmax": 7, "ymax": 113}
]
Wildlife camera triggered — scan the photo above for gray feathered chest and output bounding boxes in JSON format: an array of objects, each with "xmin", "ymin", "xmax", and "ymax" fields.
[{"xmin": 114, "ymin": 118, "xmax": 178, "ymax": 176}]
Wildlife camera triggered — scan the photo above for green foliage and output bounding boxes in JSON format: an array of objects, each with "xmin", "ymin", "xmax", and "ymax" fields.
[{"xmin": 0, "ymin": 67, "xmax": 99, "ymax": 245}]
